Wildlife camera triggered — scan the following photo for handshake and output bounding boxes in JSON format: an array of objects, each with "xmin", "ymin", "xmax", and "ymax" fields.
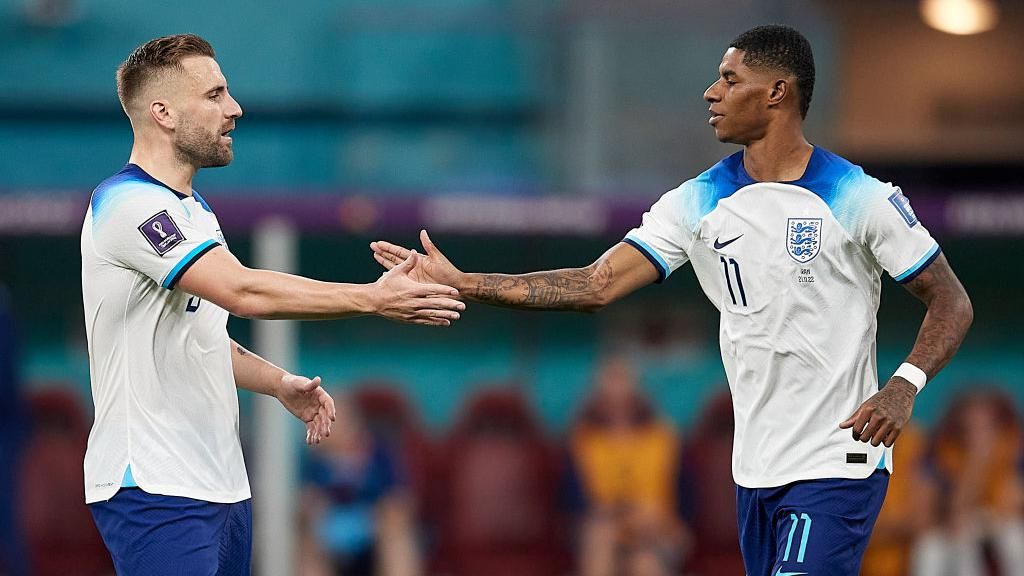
[{"xmin": 368, "ymin": 229, "xmax": 469, "ymax": 327}]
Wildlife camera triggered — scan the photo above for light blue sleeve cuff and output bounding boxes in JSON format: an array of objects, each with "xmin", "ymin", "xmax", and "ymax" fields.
[
  {"xmin": 161, "ymin": 240, "xmax": 220, "ymax": 289},
  {"xmin": 894, "ymin": 243, "xmax": 941, "ymax": 283},
  {"xmin": 623, "ymin": 235, "xmax": 670, "ymax": 283}
]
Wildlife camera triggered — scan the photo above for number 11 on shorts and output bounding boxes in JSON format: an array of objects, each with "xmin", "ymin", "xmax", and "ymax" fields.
[{"xmin": 783, "ymin": 513, "xmax": 812, "ymax": 563}]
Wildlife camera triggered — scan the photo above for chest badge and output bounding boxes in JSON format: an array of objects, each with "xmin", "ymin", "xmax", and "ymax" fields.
[{"xmin": 787, "ymin": 218, "xmax": 821, "ymax": 263}]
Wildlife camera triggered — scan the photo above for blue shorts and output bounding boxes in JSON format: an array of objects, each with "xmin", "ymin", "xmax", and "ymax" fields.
[
  {"xmin": 89, "ymin": 488, "xmax": 252, "ymax": 576},
  {"xmin": 736, "ymin": 469, "xmax": 889, "ymax": 576}
]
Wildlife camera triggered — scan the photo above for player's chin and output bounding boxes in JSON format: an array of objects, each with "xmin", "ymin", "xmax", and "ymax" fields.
[
  {"xmin": 710, "ymin": 126, "xmax": 738, "ymax": 144},
  {"xmin": 209, "ymin": 148, "xmax": 234, "ymax": 167}
]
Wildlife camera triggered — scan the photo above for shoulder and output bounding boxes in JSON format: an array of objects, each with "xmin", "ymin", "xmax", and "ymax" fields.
[
  {"xmin": 90, "ymin": 168, "xmax": 181, "ymax": 224},
  {"xmin": 664, "ymin": 151, "xmax": 750, "ymax": 228},
  {"xmin": 802, "ymin": 149, "xmax": 907, "ymax": 232},
  {"xmin": 807, "ymin": 148, "xmax": 895, "ymax": 206}
]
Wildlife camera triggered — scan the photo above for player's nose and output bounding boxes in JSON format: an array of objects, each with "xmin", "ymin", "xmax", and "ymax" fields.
[
  {"xmin": 704, "ymin": 80, "xmax": 721, "ymax": 103},
  {"xmin": 225, "ymin": 92, "xmax": 242, "ymax": 119}
]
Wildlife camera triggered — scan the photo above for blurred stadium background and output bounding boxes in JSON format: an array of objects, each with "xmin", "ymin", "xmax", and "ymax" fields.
[{"xmin": 1, "ymin": 0, "xmax": 1022, "ymax": 575}]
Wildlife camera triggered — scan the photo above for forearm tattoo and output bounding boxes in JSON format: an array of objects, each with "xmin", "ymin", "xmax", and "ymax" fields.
[
  {"xmin": 902, "ymin": 255, "xmax": 972, "ymax": 378},
  {"xmin": 235, "ymin": 344, "xmax": 249, "ymax": 357},
  {"xmin": 467, "ymin": 261, "xmax": 614, "ymax": 311}
]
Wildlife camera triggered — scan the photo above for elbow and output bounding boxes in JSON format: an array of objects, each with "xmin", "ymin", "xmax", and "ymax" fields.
[
  {"xmin": 959, "ymin": 292, "xmax": 974, "ymax": 332},
  {"xmin": 579, "ymin": 290, "xmax": 613, "ymax": 313},
  {"xmin": 226, "ymin": 295, "xmax": 267, "ymax": 320}
]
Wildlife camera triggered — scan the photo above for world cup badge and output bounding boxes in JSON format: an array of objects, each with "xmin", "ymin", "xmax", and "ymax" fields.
[{"xmin": 787, "ymin": 218, "xmax": 821, "ymax": 263}]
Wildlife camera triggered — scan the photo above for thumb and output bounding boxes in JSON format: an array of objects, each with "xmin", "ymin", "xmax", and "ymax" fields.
[
  {"xmin": 298, "ymin": 376, "xmax": 321, "ymax": 392},
  {"xmin": 420, "ymin": 229, "xmax": 438, "ymax": 257},
  {"xmin": 838, "ymin": 411, "xmax": 858, "ymax": 429},
  {"xmin": 393, "ymin": 249, "xmax": 418, "ymax": 272}
]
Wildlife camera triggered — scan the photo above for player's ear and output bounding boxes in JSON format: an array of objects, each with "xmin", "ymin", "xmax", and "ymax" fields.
[
  {"xmin": 767, "ymin": 78, "xmax": 789, "ymax": 109},
  {"xmin": 149, "ymin": 100, "xmax": 175, "ymax": 130}
]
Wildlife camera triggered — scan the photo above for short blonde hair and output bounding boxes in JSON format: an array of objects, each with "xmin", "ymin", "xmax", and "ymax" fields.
[{"xmin": 116, "ymin": 34, "xmax": 215, "ymax": 110}]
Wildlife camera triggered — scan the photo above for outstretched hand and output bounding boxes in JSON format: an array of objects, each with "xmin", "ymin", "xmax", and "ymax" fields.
[
  {"xmin": 372, "ymin": 246, "xmax": 465, "ymax": 326},
  {"xmin": 371, "ymin": 229, "xmax": 463, "ymax": 289},
  {"xmin": 277, "ymin": 373, "xmax": 336, "ymax": 445},
  {"xmin": 839, "ymin": 377, "xmax": 917, "ymax": 447}
]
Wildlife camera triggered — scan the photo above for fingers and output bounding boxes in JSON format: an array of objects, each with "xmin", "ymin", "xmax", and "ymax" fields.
[
  {"xmin": 840, "ymin": 406, "xmax": 872, "ymax": 442},
  {"xmin": 860, "ymin": 414, "xmax": 885, "ymax": 446},
  {"xmin": 371, "ymin": 240, "xmax": 412, "ymax": 261},
  {"xmin": 324, "ymin": 390, "xmax": 337, "ymax": 422},
  {"xmin": 411, "ymin": 284, "xmax": 461, "ymax": 299},
  {"xmin": 883, "ymin": 427, "xmax": 901, "ymax": 448},
  {"xmin": 373, "ymin": 252, "xmax": 399, "ymax": 271},
  {"xmin": 415, "ymin": 307, "xmax": 462, "ymax": 321},
  {"xmin": 420, "ymin": 229, "xmax": 438, "ymax": 256},
  {"xmin": 412, "ymin": 317, "xmax": 452, "ymax": 327},
  {"xmin": 392, "ymin": 250, "xmax": 419, "ymax": 273},
  {"xmin": 841, "ymin": 405, "xmax": 903, "ymax": 446}
]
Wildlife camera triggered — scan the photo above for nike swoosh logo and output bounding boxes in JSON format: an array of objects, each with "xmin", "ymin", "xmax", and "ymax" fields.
[
  {"xmin": 774, "ymin": 570, "xmax": 808, "ymax": 576},
  {"xmin": 714, "ymin": 234, "xmax": 743, "ymax": 249}
]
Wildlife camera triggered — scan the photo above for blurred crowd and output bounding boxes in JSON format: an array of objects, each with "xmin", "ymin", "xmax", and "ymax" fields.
[{"xmin": 2, "ymin": 333, "xmax": 1022, "ymax": 576}]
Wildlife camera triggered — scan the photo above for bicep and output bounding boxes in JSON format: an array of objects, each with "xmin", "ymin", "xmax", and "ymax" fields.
[
  {"xmin": 592, "ymin": 242, "xmax": 660, "ymax": 304},
  {"xmin": 177, "ymin": 246, "xmax": 254, "ymax": 312},
  {"xmin": 901, "ymin": 253, "xmax": 968, "ymax": 305}
]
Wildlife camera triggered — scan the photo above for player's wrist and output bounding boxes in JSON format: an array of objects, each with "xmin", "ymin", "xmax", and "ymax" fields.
[
  {"xmin": 450, "ymin": 271, "xmax": 471, "ymax": 294},
  {"xmin": 892, "ymin": 362, "xmax": 927, "ymax": 394},
  {"xmin": 353, "ymin": 283, "xmax": 381, "ymax": 315}
]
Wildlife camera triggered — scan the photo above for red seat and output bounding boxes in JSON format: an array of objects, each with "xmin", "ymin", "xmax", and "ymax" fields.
[
  {"xmin": 351, "ymin": 382, "xmax": 435, "ymax": 514},
  {"xmin": 680, "ymin": 389, "xmax": 745, "ymax": 576},
  {"xmin": 18, "ymin": 387, "xmax": 112, "ymax": 576},
  {"xmin": 431, "ymin": 386, "xmax": 568, "ymax": 576}
]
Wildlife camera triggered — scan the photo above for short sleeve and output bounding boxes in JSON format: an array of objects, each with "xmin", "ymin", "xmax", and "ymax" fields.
[
  {"xmin": 91, "ymin": 184, "xmax": 220, "ymax": 290},
  {"xmin": 623, "ymin": 184, "xmax": 693, "ymax": 283},
  {"xmin": 856, "ymin": 182, "xmax": 940, "ymax": 283}
]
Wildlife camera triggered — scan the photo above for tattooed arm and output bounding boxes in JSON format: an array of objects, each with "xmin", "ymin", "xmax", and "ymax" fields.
[
  {"xmin": 371, "ymin": 230, "xmax": 660, "ymax": 312},
  {"xmin": 899, "ymin": 253, "xmax": 974, "ymax": 379},
  {"xmin": 840, "ymin": 254, "xmax": 973, "ymax": 446}
]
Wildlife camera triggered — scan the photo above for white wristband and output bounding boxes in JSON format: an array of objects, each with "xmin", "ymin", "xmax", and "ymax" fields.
[{"xmin": 893, "ymin": 362, "xmax": 927, "ymax": 394}]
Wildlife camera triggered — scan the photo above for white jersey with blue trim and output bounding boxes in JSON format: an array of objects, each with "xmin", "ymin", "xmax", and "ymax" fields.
[
  {"xmin": 81, "ymin": 164, "xmax": 249, "ymax": 504},
  {"xmin": 625, "ymin": 148, "xmax": 939, "ymax": 488}
]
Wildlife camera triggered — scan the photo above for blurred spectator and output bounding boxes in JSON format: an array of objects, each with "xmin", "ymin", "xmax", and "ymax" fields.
[
  {"xmin": 18, "ymin": 388, "xmax": 111, "ymax": 575},
  {"xmin": 0, "ymin": 288, "xmax": 28, "ymax": 575},
  {"xmin": 564, "ymin": 356, "xmax": 689, "ymax": 576},
  {"xmin": 911, "ymin": 390, "xmax": 1024, "ymax": 576},
  {"xmin": 350, "ymin": 383, "xmax": 435, "ymax": 522},
  {"xmin": 298, "ymin": 393, "xmax": 421, "ymax": 576},
  {"xmin": 860, "ymin": 422, "xmax": 930, "ymax": 576},
  {"xmin": 432, "ymin": 386, "xmax": 566, "ymax": 576},
  {"xmin": 679, "ymin": 389, "xmax": 742, "ymax": 576}
]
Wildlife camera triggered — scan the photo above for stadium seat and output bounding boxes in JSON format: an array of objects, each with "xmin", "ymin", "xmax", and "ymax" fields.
[
  {"xmin": 430, "ymin": 386, "xmax": 568, "ymax": 576},
  {"xmin": 679, "ymin": 389, "xmax": 745, "ymax": 576},
  {"xmin": 18, "ymin": 387, "xmax": 112, "ymax": 576},
  {"xmin": 351, "ymin": 383, "xmax": 435, "ymax": 515}
]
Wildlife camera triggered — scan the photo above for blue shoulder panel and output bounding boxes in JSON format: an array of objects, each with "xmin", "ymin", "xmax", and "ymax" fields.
[
  {"xmin": 683, "ymin": 151, "xmax": 753, "ymax": 229},
  {"xmin": 90, "ymin": 164, "xmax": 197, "ymax": 225},
  {"xmin": 786, "ymin": 148, "xmax": 864, "ymax": 210},
  {"xmin": 677, "ymin": 148, "xmax": 873, "ymax": 235},
  {"xmin": 191, "ymin": 190, "xmax": 214, "ymax": 214}
]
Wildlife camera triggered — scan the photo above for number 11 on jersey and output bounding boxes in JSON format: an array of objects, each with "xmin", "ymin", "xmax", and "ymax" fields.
[{"xmin": 720, "ymin": 256, "xmax": 747, "ymax": 307}]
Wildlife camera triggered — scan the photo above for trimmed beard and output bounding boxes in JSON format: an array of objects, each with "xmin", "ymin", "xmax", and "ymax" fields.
[{"xmin": 174, "ymin": 116, "xmax": 232, "ymax": 169}]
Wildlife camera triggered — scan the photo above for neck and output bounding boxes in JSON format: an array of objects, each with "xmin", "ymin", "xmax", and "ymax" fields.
[
  {"xmin": 128, "ymin": 138, "xmax": 196, "ymax": 196},
  {"xmin": 741, "ymin": 120, "xmax": 813, "ymax": 182}
]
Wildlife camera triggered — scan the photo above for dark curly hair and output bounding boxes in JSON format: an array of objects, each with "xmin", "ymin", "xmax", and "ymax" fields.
[{"xmin": 730, "ymin": 25, "xmax": 815, "ymax": 119}]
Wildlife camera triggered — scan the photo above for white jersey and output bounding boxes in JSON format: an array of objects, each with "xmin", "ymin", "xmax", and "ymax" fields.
[
  {"xmin": 625, "ymin": 148, "xmax": 939, "ymax": 488},
  {"xmin": 81, "ymin": 164, "xmax": 250, "ymax": 504}
]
